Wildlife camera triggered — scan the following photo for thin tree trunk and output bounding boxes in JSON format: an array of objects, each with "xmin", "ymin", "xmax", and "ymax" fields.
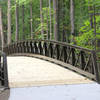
[
  {"xmin": 15, "ymin": 0, "xmax": 19, "ymax": 41},
  {"xmin": 90, "ymin": 15, "xmax": 93, "ymax": 28},
  {"xmin": 93, "ymin": 5, "xmax": 97, "ymax": 51},
  {"xmin": 70, "ymin": 0, "xmax": 75, "ymax": 37},
  {"xmin": 22, "ymin": 5, "xmax": 25, "ymax": 40},
  {"xmin": 30, "ymin": 1, "xmax": 33, "ymax": 39},
  {"xmin": 7, "ymin": 0, "xmax": 11, "ymax": 44},
  {"xmin": 0, "ymin": 6, "xmax": 4, "ymax": 51},
  {"xmin": 88, "ymin": 6, "xmax": 93, "ymax": 28},
  {"xmin": 88, "ymin": 0, "xmax": 94, "ymax": 29},
  {"xmin": 49, "ymin": 0, "xmax": 52, "ymax": 40},
  {"xmin": 40, "ymin": 0, "xmax": 44, "ymax": 39},
  {"xmin": 46, "ymin": 0, "xmax": 49, "ymax": 40},
  {"xmin": 53, "ymin": 0, "xmax": 58, "ymax": 41},
  {"xmin": 62, "ymin": 0, "xmax": 66, "ymax": 42}
]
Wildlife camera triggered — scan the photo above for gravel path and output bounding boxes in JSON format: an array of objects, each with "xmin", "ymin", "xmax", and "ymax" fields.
[{"xmin": 7, "ymin": 56, "xmax": 93, "ymax": 88}]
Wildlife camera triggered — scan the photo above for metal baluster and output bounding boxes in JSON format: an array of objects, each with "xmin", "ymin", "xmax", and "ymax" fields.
[
  {"xmin": 71, "ymin": 48, "xmax": 76, "ymax": 66},
  {"xmin": 80, "ymin": 51, "xmax": 85, "ymax": 69}
]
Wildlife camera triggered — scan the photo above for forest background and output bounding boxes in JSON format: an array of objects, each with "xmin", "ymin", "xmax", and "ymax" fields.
[{"xmin": 0, "ymin": 0, "xmax": 100, "ymax": 54}]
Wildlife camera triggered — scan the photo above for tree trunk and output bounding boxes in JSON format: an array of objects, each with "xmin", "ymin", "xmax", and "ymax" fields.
[
  {"xmin": 40, "ymin": 0, "xmax": 44, "ymax": 39},
  {"xmin": 46, "ymin": 0, "xmax": 49, "ymax": 40},
  {"xmin": 88, "ymin": 6, "xmax": 93, "ymax": 28},
  {"xmin": 30, "ymin": 1, "xmax": 33, "ymax": 39},
  {"xmin": 15, "ymin": 0, "xmax": 19, "ymax": 41},
  {"xmin": 93, "ymin": 5, "xmax": 96, "ymax": 50},
  {"xmin": 70, "ymin": 0, "xmax": 75, "ymax": 37},
  {"xmin": 7, "ymin": 0, "xmax": 11, "ymax": 44},
  {"xmin": 0, "ymin": 6, "xmax": 4, "ymax": 51},
  {"xmin": 49, "ymin": 0, "xmax": 52, "ymax": 40},
  {"xmin": 53, "ymin": 0, "xmax": 58, "ymax": 41},
  {"xmin": 22, "ymin": 5, "xmax": 25, "ymax": 40},
  {"xmin": 62, "ymin": 0, "xmax": 66, "ymax": 42}
]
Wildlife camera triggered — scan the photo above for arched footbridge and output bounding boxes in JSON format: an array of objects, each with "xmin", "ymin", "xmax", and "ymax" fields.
[{"xmin": 0, "ymin": 40, "xmax": 100, "ymax": 89}]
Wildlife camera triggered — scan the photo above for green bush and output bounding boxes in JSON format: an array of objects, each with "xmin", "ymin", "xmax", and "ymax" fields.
[{"xmin": 73, "ymin": 17, "xmax": 100, "ymax": 49}]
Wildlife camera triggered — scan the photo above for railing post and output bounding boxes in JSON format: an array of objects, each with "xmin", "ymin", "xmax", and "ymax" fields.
[
  {"xmin": 56, "ymin": 44, "xmax": 60, "ymax": 60},
  {"xmin": 39, "ymin": 42, "xmax": 43, "ymax": 55},
  {"xmin": 71, "ymin": 48, "xmax": 75, "ymax": 66},
  {"xmin": 3, "ymin": 53, "xmax": 9, "ymax": 87},
  {"xmin": 0, "ymin": 52, "xmax": 8, "ymax": 88},
  {"xmin": 30, "ymin": 41, "xmax": 34, "ymax": 53},
  {"xmin": 49, "ymin": 43, "xmax": 53, "ymax": 58},
  {"xmin": 24, "ymin": 42, "xmax": 27, "ymax": 53},
  {"xmin": 16, "ymin": 43, "xmax": 18, "ymax": 53},
  {"xmin": 97, "ymin": 62, "xmax": 100, "ymax": 82},
  {"xmin": 19, "ymin": 43, "xmax": 22, "ymax": 53},
  {"xmin": 80, "ymin": 51, "xmax": 85, "ymax": 69},
  {"xmin": 23, "ymin": 42, "xmax": 26, "ymax": 53},
  {"xmin": 17, "ymin": 43, "xmax": 20, "ymax": 53},
  {"xmin": 92, "ymin": 51, "xmax": 100, "ymax": 83},
  {"xmin": 34, "ymin": 42, "xmax": 38, "ymax": 54},
  {"xmin": 20, "ymin": 42, "xmax": 23, "ymax": 53},
  {"xmin": 26, "ymin": 41, "xmax": 30, "ymax": 53},
  {"xmin": 44, "ymin": 42, "xmax": 48, "ymax": 56},
  {"xmin": 63, "ymin": 46, "xmax": 67, "ymax": 62}
]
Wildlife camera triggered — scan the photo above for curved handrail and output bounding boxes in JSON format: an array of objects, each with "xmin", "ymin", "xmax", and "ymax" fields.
[{"xmin": 5, "ymin": 39, "xmax": 93, "ymax": 52}]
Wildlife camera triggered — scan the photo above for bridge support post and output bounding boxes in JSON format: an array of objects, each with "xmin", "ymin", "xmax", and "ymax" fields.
[
  {"xmin": 72, "ymin": 48, "xmax": 75, "ymax": 66},
  {"xmin": 44, "ymin": 42, "xmax": 48, "ymax": 56},
  {"xmin": 0, "ymin": 52, "xmax": 9, "ymax": 88},
  {"xmin": 80, "ymin": 51, "xmax": 85, "ymax": 69},
  {"xmin": 92, "ymin": 51, "xmax": 100, "ymax": 83},
  {"xmin": 39, "ymin": 42, "xmax": 43, "ymax": 55},
  {"xmin": 49, "ymin": 43, "xmax": 53, "ymax": 58},
  {"xmin": 63, "ymin": 46, "xmax": 67, "ymax": 62},
  {"xmin": 3, "ymin": 53, "xmax": 9, "ymax": 87},
  {"xmin": 56, "ymin": 44, "xmax": 60, "ymax": 60},
  {"xmin": 34, "ymin": 42, "xmax": 38, "ymax": 54},
  {"xmin": 30, "ymin": 41, "xmax": 34, "ymax": 53}
]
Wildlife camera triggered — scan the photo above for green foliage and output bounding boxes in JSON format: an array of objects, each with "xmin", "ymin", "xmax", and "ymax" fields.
[
  {"xmin": 75, "ymin": 29, "xmax": 94, "ymax": 49},
  {"xmin": 0, "ymin": 0, "xmax": 100, "ymax": 51},
  {"xmin": 73, "ymin": 15, "xmax": 100, "ymax": 49}
]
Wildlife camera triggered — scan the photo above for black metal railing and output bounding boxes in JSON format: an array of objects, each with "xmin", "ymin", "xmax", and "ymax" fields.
[
  {"xmin": 4, "ymin": 40, "xmax": 100, "ymax": 83},
  {"xmin": 0, "ymin": 51, "xmax": 8, "ymax": 88}
]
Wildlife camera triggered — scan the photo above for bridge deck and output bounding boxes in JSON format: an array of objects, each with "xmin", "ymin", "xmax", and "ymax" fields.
[{"xmin": 7, "ymin": 56, "xmax": 93, "ymax": 88}]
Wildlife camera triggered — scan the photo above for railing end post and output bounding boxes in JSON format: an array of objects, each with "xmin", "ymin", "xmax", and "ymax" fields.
[{"xmin": 92, "ymin": 50, "xmax": 100, "ymax": 83}]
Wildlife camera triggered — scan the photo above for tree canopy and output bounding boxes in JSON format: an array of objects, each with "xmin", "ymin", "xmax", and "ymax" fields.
[{"xmin": 0, "ymin": 0, "xmax": 100, "ymax": 51}]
